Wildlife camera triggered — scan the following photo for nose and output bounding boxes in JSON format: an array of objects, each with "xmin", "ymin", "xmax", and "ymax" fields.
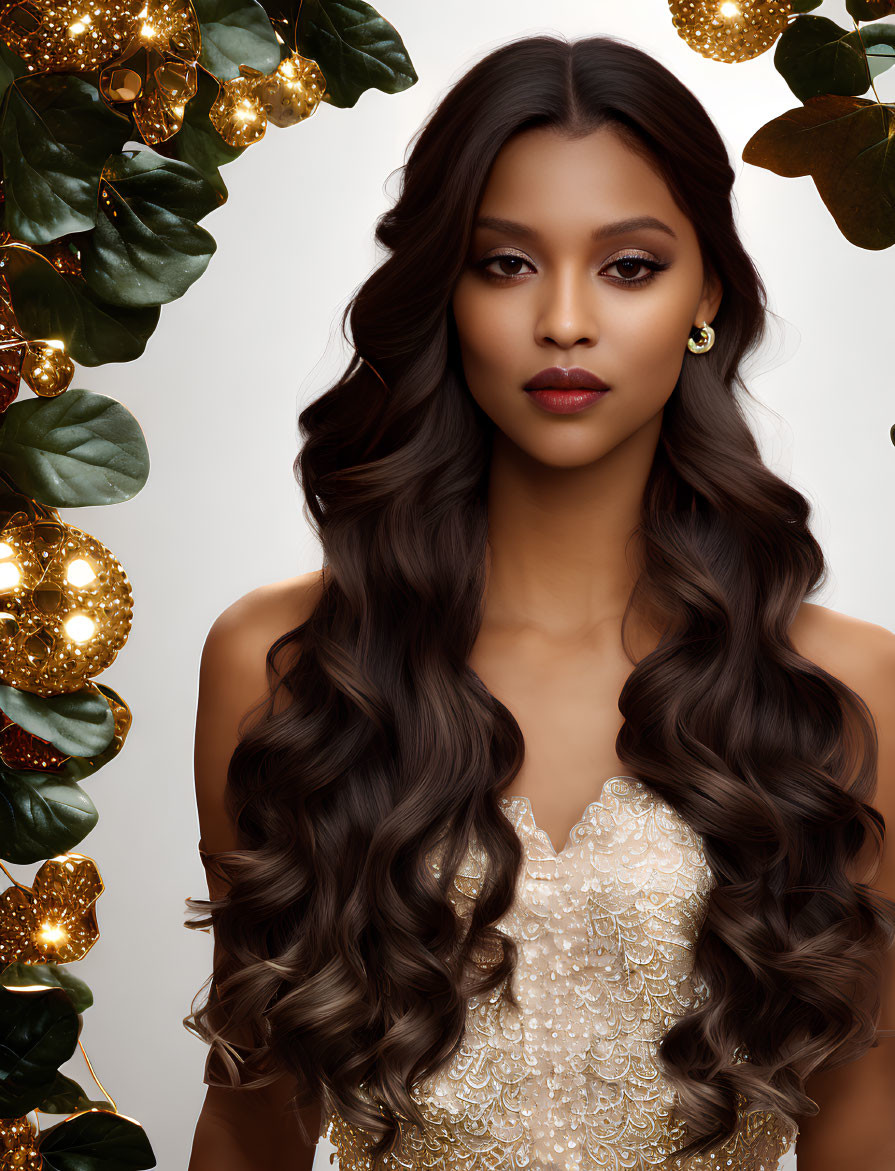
[{"xmin": 535, "ymin": 267, "xmax": 598, "ymax": 350}]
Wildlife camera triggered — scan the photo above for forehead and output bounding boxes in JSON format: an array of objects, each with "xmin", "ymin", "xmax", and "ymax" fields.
[{"xmin": 474, "ymin": 125, "xmax": 686, "ymax": 241}]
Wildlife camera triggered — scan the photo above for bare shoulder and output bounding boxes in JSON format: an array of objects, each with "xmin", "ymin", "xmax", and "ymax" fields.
[
  {"xmin": 194, "ymin": 569, "xmax": 324, "ymax": 857},
  {"xmin": 789, "ymin": 600, "xmax": 895, "ymax": 684},
  {"xmin": 206, "ymin": 567, "xmax": 325, "ymax": 655},
  {"xmin": 790, "ymin": 599, "xmax": 895, "ymax": 868},
  {"xmin": 789, "ymin": 600, "xmax": 895, "ymax": 759}
]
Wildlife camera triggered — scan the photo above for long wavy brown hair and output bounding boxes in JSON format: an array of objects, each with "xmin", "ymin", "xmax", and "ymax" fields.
[{"xmin": 184, "ymin": 32, "xmax": 895, "ymax": 1162}]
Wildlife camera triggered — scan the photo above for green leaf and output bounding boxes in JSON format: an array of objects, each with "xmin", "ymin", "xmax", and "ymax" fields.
[
  {"xmin": 0, "ymin": 74, "xmax": 131, "ymax": 245},
  {"xmin": 78, "ymin": 150, "xmax": 217, "ymax": 308},
  {"xmin": 743, "ymin": 95, "xmax": 895, "ymax": 250},
  {"xmin": 0, "ymin": 984, "xmax": 80, "ymax": 1118},
  {"xmin": 860, "ymin": 21, "xmax": 895, "ymax": 79},
  {"xmin": 33, "ymin": 1070, "xmax": 108, "ymax": 1114},
  {"xmin": 1, "ymin": 961, "xmax": 94, "ymax": 1013},
  {"xmin": 846, "ymin": 0, "xmax": 895, "ymax": 18},
  {"xmin": 37, "ymin": 1109, "xmax": 157, "ymax": 1170},
  {"xmin": 0, "ymin": 245, "xmax": 161, "ymax": 366},
  {"xmin": 56, "ymin": 683, "xmax": 130, "ymax": 784},
  {"xmin": 0, "ymin": 388, "xmax": 149, "ymax": 507},
  {"xmin": 0, "ymin": 39, "xmax": 28, "ymax": 102},
  {"xmin": 774, "ymin": 15, "xmax": 870, "ymax": 100},
  {"xmin": 790, "ymin": 0, "xmax": 824, "ymax": 9},
  {"xmin": 0, "ymin": 682, "xmax": 115, "ymax": 756},
  {"xmin": 296, "ymin": 0, "xmax": 417, "ymax": 109},
  {"xmin": 192, "ymin": 0, "xmax": 281, "ymax": 80},
  {"xmin": 0, "ymin": 766, "xmax": 98, "ymax": 863},
  {"xmin": 169, "ymin": 67, "xmax": 246, "ymax": 200}
]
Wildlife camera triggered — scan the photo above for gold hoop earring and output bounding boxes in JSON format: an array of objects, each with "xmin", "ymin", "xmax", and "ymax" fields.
[{"xmin": 687, "ymin": 321, "xmax": 715, "ymax": 354}]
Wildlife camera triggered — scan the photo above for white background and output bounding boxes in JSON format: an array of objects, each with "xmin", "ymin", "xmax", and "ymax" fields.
[{"xmin": 8, "ymin": 1, "xmax": 893, "ymax": 1167}]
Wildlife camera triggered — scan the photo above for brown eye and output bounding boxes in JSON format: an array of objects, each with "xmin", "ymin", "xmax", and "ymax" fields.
[
  {"xmin": 602, "ymin": 253, "xmax": 670, "ymax": 286},
  {"xmin": 476, "ymin": 252, "xmax": 533, "ymax": 280}
]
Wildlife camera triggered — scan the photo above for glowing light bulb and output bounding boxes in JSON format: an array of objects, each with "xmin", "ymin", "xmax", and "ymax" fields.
[
  {"xmin": 35, "ymin": 920, "xmax": 69, "ymax": 947},
  {"xmin": 66, "ymin": 558, "xmax": 97, "ymax": 587},
  {"xmin": 0, "ymin": 562, "xmax": 22, "ymax": 590},
  {"xmin": 719, "ymin": 1, "xmax": 741, "ymax": 16},
  {"xmin": 64, "ymin": 613, "xmax": 96, "ymax": 643},
  {"xmin": 0, "ymin": 544, "xmax": 14, "ymax": 560}
]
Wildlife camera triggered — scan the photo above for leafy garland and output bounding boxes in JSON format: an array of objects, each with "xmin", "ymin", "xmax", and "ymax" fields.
[
  {"xmin": 0, "ymin": 0, "xmax": 415, "ymax": 1166},
  {"xmin": 0, "ymin": 0, "xmax": 890, "ymax": 1167}
]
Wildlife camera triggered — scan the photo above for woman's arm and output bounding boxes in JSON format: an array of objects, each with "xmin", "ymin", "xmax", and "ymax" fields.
[
  {"xmin": 791, "ymin": 609, "xmax": 895, "ymax": 1169},
  {"xmin": 187, "ymin": 573, "xmax": 325, "ymax": 1170}
]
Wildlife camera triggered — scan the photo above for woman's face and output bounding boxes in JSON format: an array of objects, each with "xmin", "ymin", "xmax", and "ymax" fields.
[{"xmin": 451, "ymin": 125, "xmax": 723, "ymax": 468}]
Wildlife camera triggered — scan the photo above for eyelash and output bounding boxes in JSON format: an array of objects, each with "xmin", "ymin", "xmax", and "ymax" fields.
[{"xmin": 475, "ymin": 251, "xmax": 670, "ymax": 287}]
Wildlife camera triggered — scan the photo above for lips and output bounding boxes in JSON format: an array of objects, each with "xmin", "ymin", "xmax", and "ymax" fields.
[{"xmin": 524, "ymin": 366, "xmax": 610, "ymax": 391}]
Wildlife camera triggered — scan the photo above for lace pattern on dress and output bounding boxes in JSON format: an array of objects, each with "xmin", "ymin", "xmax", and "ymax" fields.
[{"xmin": 323, "ymin": 776, "xmax": 799, "ymax": 1170}]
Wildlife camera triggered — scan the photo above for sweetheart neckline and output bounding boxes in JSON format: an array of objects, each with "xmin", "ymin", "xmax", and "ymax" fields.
[{"xmin": 498, "ymin": 775, "xmax": 642, "ymax": 859}]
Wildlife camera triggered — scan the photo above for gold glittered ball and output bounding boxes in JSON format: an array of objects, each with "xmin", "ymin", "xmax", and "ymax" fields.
[
  {"xmin": 0, "ymin": 1115, "xmax": 41, "ymax": 1170},
  {"xmin": 0, "ymin": 852, "xmax": 103, "ymax": 965},
  {"xmin": 669, "ymin": 0, "xmax": 791, "ymax": 63},
  {"xmin": 209, "ymin": 75, "xmax": 268, "ymax": 147},
  {"xmin": 0, "ymin": 519, "xmax": 133, "ymax": 696},
  {"xmin": 0, "ymin": 0, "xmax": 145, "ymax": 74},
  {"xmin": 253, "ymin": 52, "xmax": 326, "ymax": 129},
  {"xmin": 20, "ymin": 339, "xmax": 74, "ymax": 397}
]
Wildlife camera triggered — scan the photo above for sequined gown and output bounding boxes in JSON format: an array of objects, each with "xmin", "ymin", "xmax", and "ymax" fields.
[{"xmin": 322, "ymin": 775, "xmax": 799, "ymax": 1170}]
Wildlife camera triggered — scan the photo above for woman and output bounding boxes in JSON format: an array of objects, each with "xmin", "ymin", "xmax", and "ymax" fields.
[{"xmin": 185, "ymin": 33, "xmax": 895, "ymax": 1171}]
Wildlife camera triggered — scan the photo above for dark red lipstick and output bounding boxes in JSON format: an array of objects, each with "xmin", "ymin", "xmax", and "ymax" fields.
[{"xmin": 523, "ymin": 366, "xmax": 610, "ymax": 414}]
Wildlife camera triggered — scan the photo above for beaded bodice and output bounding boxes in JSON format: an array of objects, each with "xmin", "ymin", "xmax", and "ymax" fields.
[{"xmin": 323, "ymin": 775, "xmax": 798, "ymax": 1170}]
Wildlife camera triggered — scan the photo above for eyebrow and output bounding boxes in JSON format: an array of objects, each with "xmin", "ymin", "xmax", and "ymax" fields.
[{"xmin": 473, "ymin": 214, "xmax": 678, "ymax": 242}]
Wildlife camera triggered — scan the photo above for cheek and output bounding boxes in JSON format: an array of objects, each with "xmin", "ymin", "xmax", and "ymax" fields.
[
  {"xmin": 605, "ymin": 297, "xmax": 691, "ymax": 391},
  {"xmin": 452, "ymin": 284, "xmax": 522, "ymax": 377}
]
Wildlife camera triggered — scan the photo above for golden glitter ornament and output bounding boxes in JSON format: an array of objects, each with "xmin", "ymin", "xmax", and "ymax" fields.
[
  {"xmin": 0, "ymin": 0, "xmax": 145, "ymax": 74},
  {"xmin": 669, "ymin": 0, "xmax": 791, "ymax": 63},
  {"xmin": 0, "ymin": 286, "xmax": 74, "ymax": 408},
  {"xmin": 21, "ymin": 340, "xmax": 75, "ymax": 398},
  {"xmin": 245, "ymin": 51, "xmax": 326, "ymax": 129},
  {"xmin": 97, "ymin": 0, "xmax": 200, "ymax": 144},
  {"xmin": 0, "ymin": 852, "xmax": 102, "ymax": 965},
  {"xmin": 0, "ymin": 1117, "xmax": 41, "ymax": 1171},
  {"xmin": 0, "ymin": 519, "xmax": 133, "ymax": 697},
  {"xmin": 209, "ymin": 74, "xmax": 268, "ymax": 147}
]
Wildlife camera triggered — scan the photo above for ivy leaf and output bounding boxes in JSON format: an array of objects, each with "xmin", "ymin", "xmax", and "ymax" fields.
[
  {"xmin": 0, "ymin": 245, "xmax": 161, "ymax": 365},
  {"xmin": 56, "ymin": 683, "xmax": 130, "ymax": 784},
  {"xmin": 0, "ymin": 74, "xmax": 131, "ymax": 245},
  {"xmin": 169, "ymin": 67, "xmax": 246, "ymax": 200},
  {"xmin": 0, "ymin": 39, "xmax": 28, "ymax": 101},
  {"xmin": 0, "ymin": 985, "xmax": 80, "ymax": 1118},
  {"xmin": 0, "ymin": 682, "xmax": 116, "ymax": 757},
  {"xmin": 774, "ymin": 16, "xmax": 870, "ymax": 100},
  {"xmin": 37, "ymin": 1108, "xmax": 157, "ymax": 1169},
  {"xmin": 1, "ymin": 961, "xmax": 94, "ymax": 1014},
  {"xmin": 743, "ymin": 95, "xmax": 895, "ymax": 250},
  {"xmin": 32, "ymin": 1070, "xmax": 108, "ymax": 1115},
  {"xmin": 846, "ymin": 0, "xmax": 895, "ymax": 18},
  {"xmin": 296, "ymin": 0, "xmax": 417, "ymax": 109},
  {"xmin": 859, "ymin": 21, "xmax": 895, "ymax": 79},
  {"xmin": 191, "ymin": 0, "xmax": 281, "ymax": 80},
  {"xmin": 79, "ymin": 150, "xmax": 218, "ymax": 308},
  {"xmin": 790, "ymin": 0, "xmax": 824, "ymax": 9},
  {"xmin": 0, "ymin": 766, "xmax": 98, "ymax": 863},
  {"xmin": 0, "ymin": 387, "xmax": 149, "ymax": 507}
]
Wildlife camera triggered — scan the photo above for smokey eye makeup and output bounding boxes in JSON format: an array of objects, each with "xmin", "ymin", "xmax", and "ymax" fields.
[{"xmin": 472, "ymin": 248, "xmax": 672, "ymax": 287}]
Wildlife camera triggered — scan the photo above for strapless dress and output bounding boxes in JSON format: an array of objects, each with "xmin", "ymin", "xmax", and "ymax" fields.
[{"xmin": 322, "ymin": 775, "xmax": 798, "ymax": 1169}]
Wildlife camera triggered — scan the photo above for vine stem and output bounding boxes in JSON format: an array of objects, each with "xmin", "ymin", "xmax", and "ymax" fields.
[
  {"xmin": 0, "ymin": 858, "xmax": 31, "ymax": 892},
  {"xmin": 850, "ymin": 13, "xmax": 885, "ymax": 107},
  {"xmin": 77, "ymin": 1037, "xmax": 118, "ymax": 1111}
]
